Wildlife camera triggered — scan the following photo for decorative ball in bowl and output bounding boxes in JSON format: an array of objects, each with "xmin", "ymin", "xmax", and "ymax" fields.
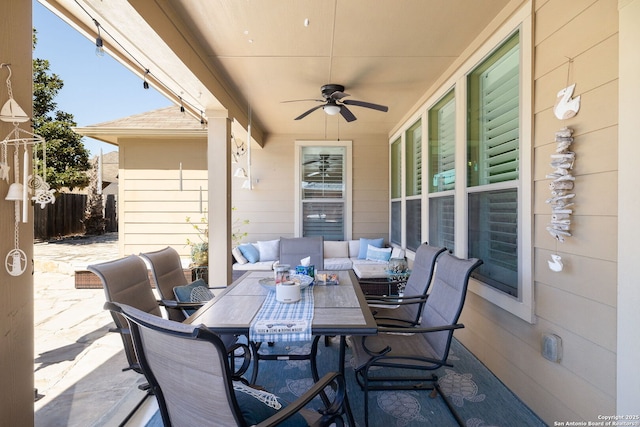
[{"xmin": 259, "ymin": 274, "xmax": 313, "ymax": 292}]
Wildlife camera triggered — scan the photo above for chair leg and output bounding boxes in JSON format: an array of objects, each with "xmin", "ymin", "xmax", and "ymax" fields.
[{"xmin": 431, "ymin": 374, "xmax": 465, "ymax": 427}]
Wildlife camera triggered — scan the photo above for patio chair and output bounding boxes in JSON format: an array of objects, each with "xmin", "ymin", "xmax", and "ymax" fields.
[
  {"xmin": 140, "ymin": 246, "xmax": 225, "ymax": 321},
  {"xmin": 350, "ymin": 252, "xmax": 482, "ymax": 427},
  {"xmin": 363, "ymin": 243, "xmax": 447, "ymax": 327},
  {"xmin": 106, "ymin": 301, "xmax": 355, "ymax": 427},
  {"xmin": 88, "ymin": 255, "xmax": 249, "ymax": 379},
  {"xmin": 278, "ymin": 236, "xmax": 324, "ymax": 270}
]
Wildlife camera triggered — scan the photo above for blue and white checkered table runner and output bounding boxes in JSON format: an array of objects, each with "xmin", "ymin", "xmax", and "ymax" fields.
[{"xmin": 249, "ymin": 287, "xmax": 314, "ymax": 342}]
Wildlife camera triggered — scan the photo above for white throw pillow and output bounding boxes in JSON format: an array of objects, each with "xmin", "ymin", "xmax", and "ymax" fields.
[
  {"xmin": 232, "ymin": 247, "xmax": 248, "ymax": 264},
  {"xmin": 257, "ymin": 239, "xmax": 280, "ymax": 261}
]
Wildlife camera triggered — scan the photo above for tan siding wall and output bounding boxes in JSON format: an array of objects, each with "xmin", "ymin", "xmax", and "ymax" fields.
[
  {"xmin": 119, "ymin": 138, "xmax": 208, "ymax": 258},
  {"xmin": 232, "ymin": 134, "xmax": 389, "ymax": 243},
  {"xmin": 457, "ymin": 0, "xmax": 619, "ymax": 423}
]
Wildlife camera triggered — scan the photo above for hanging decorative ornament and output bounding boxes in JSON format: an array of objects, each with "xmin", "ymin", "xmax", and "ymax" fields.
[
  {"xmin": 0, "ymin": 63, "xmax": 29, "ymax": 123},
  {"xmin": 1, "ymin": 63, "xmax": 51, "ymax": 276},
  {"xmin": 232, "ymin": 134, "xmax": 246, "ymax": 157},
  {"xmin": 29, "ymin": 138, "xmax": 55, "ymax": 209},
  {"xmin": 553, "ymin": 83, "xmax": 581, "ymax": 120},
  {"xmin": 0, "ymin": 140, "xmax": 9, "ymax": 181}
]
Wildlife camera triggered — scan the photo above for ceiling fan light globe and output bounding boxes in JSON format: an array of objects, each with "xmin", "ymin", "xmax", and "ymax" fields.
[{"xmin": 323, "ymin": 105, "xmax": 340, "ymax": 116}]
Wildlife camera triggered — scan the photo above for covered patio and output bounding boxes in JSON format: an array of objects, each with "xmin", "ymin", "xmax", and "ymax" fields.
[{"xmin": 2, "ymin": 0, "xmax": 640, "ymax": 425}]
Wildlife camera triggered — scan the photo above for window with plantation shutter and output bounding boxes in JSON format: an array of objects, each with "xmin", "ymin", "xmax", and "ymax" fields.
[
  {"xmin": 429, "ymin": 90, "xmax": 456, "ymax": 193},
  {"xmin": 300, "ymin": 146, "xmax": 347, "ymax": 240},
  {"xmin": 467, "ymin": 31, "xmax": 520, "ymax": 297},
  {"xmin": 468, "ymin": 32, "xmax": 519, "ymax": 187},
  {"xmin": 389, "ymin": 14, "xmax": 533, "ymax": 321}
]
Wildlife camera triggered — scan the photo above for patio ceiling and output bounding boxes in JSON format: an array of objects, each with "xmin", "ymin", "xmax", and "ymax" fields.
[{"xmin": 40, "ymin": 0, "xmax": 513, "ymax": 144}]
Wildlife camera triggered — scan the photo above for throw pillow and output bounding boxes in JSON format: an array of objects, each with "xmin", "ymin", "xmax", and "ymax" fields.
[
  {"xmin": 232, "ymin": 246, "xmax": 248, "ymax": 264},
  {"xmin": 257, "ymin": 239, "xmax": 280, "ymax": 262},
  {"xmin": 365, "ymin": 244, "xmax": 392, "ymax": 262},
  {"xmin": 238, "ymin": 243, "xmax": 260, "ymax": 263},
  {"xmin": 173, "ymin": 279, "xmax": 214, "ymax": 316},
  {"xmin": 358, "ymin": 237, "xmax": 384, "ymax": 259},
  {"xmin": 391, "ymin": 247, "xmax": 405, "ymax": 259},
  {"xmin": 233, "ymin": 382, "xmax": 306, "ymax": 427}
]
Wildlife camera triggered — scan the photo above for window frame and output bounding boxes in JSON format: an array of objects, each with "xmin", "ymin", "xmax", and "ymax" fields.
[{"xmin": 389, "ymin": 4, "xmax": 533, "ymax": 323}]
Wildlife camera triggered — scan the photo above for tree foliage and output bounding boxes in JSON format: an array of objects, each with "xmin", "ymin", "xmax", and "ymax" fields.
[{"xmin": 32, "ymin": 29, "xmax": 90, "ymax": 191}]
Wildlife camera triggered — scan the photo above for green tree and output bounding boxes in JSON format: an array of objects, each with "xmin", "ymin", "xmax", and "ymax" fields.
[{"xmin": 32, "ymin": 29, "xmax": 90, "ymax": 191}]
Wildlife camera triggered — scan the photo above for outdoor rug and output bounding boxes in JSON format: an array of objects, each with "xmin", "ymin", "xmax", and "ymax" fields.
[{"xmin": 145, "ymin": 337, "xmax": 547, "ymax": 427}]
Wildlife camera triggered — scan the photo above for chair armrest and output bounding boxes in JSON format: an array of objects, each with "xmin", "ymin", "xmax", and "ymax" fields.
[
  {"xmin": 158, "ymin": 299, "xmax": 204, "ymax": 309},
  {"xmin": 365, "ymin": 294, "xmax": 427, "ymax": 306},
  {"xmin": 255, "ymin": 372, "xmax": 351, "ymax": 427},
  {"xmin": 378, "ymin": 323, "xmax": 465, "ymax": 334}
]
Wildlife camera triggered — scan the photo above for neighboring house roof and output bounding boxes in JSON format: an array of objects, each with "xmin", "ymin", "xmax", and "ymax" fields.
[
  {"xmin": 74, "ymin": 106, "xmax": 207, "ymax": 145},
  {"xmin": 99, "ymin": 150, "xmax": 119, "ymax": 184}
]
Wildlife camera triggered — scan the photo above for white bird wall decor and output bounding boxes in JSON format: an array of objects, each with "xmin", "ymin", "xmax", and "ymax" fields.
[{"xmin": 553, "ymin": 83, "xmax": 581, "ymax": 120}]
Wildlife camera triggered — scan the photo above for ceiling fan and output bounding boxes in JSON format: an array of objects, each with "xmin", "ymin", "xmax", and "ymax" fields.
[
  {"xmin": 303, "ymin": 154, "xmax": 339, "ymax": 177},
  {"xmin": 284, "ymin": 84, "xmax": 388, "ymax": 122}
]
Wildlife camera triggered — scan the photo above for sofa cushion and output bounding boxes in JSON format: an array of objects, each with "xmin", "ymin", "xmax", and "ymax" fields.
[
  {"xmin": 352, "ymin": 261, "xmax": 389, "ymax": 279},
  {"xmin": 357, "ymin": 238, "xmax": 384, "ymax": 259},
  {"xmin": 324, "ymin": 257, "xmax": 353, "ymax": 271},
  {"xmin": 257, "ymin": 239, "xmax": 280, "ymax": 261},
  {"xmin": 348, "ymin": 240, "xmax": 360, "ymax": 258},
  {"xmin": 365, "ymin": 244, "xmax": 392, "ymax": 262},
  {"xmin": 324, "ymin": 241, "xmax": 349, "ymax": 258},
  {"xmin": 232, "ymin": 260, "xmax": 276, "ymax": 271},
  {"xmin": 238, "ymin": 243, "xmax": 260, "ymax": 263}
]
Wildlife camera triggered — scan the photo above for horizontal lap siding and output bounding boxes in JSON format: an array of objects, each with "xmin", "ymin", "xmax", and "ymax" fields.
[
  {"xmin": 459, "ymin": 0, "xmax": 618, "ymax": 424},
  {"xmin": 120, "ymin": 140, "xmax": 208, "ymax": 258},
  {"xmin": 232, "ymin": 134, "xmax": 389, "ymax": 242}
]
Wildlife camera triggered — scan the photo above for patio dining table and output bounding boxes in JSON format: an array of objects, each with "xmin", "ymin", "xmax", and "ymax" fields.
[{"xmin": 185, "ymin": 269, "xmax": 378, "ymax": 382}]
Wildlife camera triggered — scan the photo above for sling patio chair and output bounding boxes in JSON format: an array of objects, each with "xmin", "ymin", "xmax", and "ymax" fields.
[
  {"xmin": 362, "ymin": 242, "xmax": 447, "ymax": 328},
  {"xmin": 106, "ymin": 301, "xmax": 356, "ymax": 427},
  {"xmin": 88, "ymin": 255, "xmax": 250, "ymax": 381},
  {"xmin": 140, "ymin": 246, "xmax": 227, "ymax": 321},
  {"xmin": 350, "ymin": 252, "xmax": 482, "ymax": 427}
]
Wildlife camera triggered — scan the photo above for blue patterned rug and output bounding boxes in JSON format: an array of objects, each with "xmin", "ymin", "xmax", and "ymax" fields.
[{"xmin": 145, "ymin": 337, "xmax": 546, "ymax": 427}]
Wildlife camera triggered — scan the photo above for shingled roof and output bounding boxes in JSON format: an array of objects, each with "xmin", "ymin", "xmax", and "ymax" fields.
[
  {"xmin": 74, "ymin": 106, "xmax": 207, "ymax": 145},
  {"xmin": 88, "ymin": 106, "xmax": 203, "ymax": 129}
]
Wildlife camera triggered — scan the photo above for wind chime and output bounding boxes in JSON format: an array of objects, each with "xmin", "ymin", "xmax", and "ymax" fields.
[
  {"xmin": 545, "ymin": 58, "xmax": 581, "ymax": 272},
  {"xmin": 1, "ymin": 63, "xmax": 55, "ymax": 276}
]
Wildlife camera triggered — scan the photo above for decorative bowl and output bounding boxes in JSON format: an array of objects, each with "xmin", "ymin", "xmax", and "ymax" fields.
[{"xmin": 259, "ymin": 274, "xmax": 313, "ymax": 292}]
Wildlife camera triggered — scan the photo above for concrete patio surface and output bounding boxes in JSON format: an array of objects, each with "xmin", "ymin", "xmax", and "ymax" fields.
[{"xmin": 34, "ymin": 233, "xmax": 149, "ymax": 427}]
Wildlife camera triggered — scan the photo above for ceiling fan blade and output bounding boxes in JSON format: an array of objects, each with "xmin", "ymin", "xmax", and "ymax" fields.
[
  {"xmin": 295, "ymin": 104, "xmax": 325, "ymax": 120},
  {"xmin": 339, "ymin": 105, "xmax": 357, "ymax": 122},
  {"xmin": 342, "ymin": 99, "xmax": 389, "ymax": 112},
  {"xmin": 303, "ymin": 159, "xmax": 321, "ymax": 165},
  {"xmin": 329, "ymin": 91, "xmax": 350, "ymax": 100},
  {"xmin": 281, "ymin": 98, "xmax": 324, "ymax": 104}
]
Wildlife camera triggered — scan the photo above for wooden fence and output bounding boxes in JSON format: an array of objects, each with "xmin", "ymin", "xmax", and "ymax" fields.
[{"xmin": 34, "ymin": 193, "xmax": 117, "ymax": 240}]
